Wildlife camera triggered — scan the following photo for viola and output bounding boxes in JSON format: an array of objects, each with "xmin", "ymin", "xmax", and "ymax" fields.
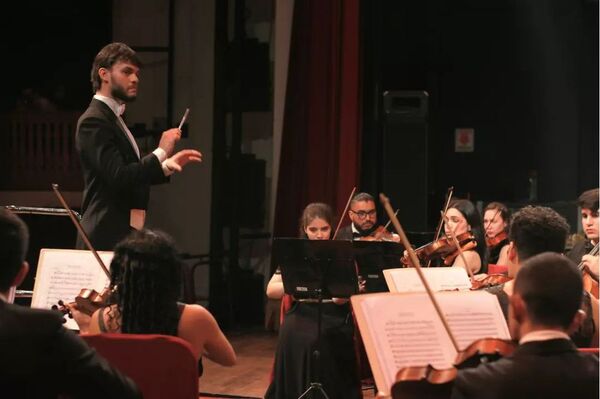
[
  {"xmin": 580, "ymin": 243, "xmax": 599, "ymax": 299},
  {"xmin": 485, "ymin": 231, "xmax": 508, "ymax": 248},
  {"xmin": 401, "ymin": 232, "xmax": 476, "ymax": 266}
]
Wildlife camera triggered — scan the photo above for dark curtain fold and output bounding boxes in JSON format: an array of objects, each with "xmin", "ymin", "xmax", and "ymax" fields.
[{"xmin": 274, "ymin": 0, "xmax": 362, "ymax": 238}]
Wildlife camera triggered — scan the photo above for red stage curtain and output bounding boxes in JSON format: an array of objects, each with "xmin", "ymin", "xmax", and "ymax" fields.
[{"xmin": 274, "ymin": 0, "xmax": 362, "ymax": 237}]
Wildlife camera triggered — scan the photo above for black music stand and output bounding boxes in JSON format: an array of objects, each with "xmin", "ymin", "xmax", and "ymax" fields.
[
  {"xmin": 271, "ymin": 238, "xmax": 358, "ymax": 399},
  {"xmin": 352, "ymin": 241, "xmax": 404, "ymax": 293}
]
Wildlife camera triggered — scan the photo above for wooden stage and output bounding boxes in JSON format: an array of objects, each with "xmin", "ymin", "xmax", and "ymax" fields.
[{"xmin": 199, "ymin": 328, "xmax": 376, "ymax": 398}]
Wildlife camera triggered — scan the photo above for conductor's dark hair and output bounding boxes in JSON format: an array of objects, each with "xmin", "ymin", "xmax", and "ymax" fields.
[
  {"xmin": 91, "ymin": 42, "xmax": 142, "ymax": 93},
  {"xmin": 0, "ymin": 209, "xmax": 29, "ymax": 291},
  {"xmin": 514, "ymin": 252, "xmax": 582, "ymax": 329},
  {"xmin": 109, "ymin": 229, "xmax": 181, "ymax": 335}
]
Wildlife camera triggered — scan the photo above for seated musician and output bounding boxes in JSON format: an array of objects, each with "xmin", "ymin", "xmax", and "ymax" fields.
[
  {"xmin": 335, "ymin": 192, "xmax": 400, "ymax": 242},
  {"xmin": 483, "ymin": 201, "xmax": 510, "ymax": 265},
  {"xmin": 0, "ymin": 209, "xmax": 141, "ymax": 398},
  {"xmin": 443, "ymin": 199, "xmax": 487, "ymax": 275},
  {"xmin": 265, "ymin": 202, "xmax": 362, "ymax": 399},
  {"xmin": 82, "ymin": 229, "xmax": 236, "ymax": 371},
  {"xmin": 567, "ymin": 188, "xmax": 599, "ymax": 275},
  {"xmin": 452, "ymin": 252, "xmax": 599, "ymax": 399},
  {"xmin": 485, "ymin": 205, "xmax": 598, "ymax": 347}
]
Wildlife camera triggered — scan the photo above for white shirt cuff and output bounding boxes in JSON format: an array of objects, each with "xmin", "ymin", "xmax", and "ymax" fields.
[{"xmin": 153, "ymin": 148, "xmax": 167, "ymax": 162}]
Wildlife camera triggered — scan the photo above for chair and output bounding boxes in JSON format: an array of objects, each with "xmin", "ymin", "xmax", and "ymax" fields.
[{"xmin": 81, "ymin": 333, "xmax": 198, "ymax": 399}]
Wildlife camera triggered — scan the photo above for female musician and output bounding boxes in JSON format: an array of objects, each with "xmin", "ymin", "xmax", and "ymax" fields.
[
  {"xmin": 483, "ymin": 202, "xmax": 510, "ymax": 265},
  {"xmin": 567, "ymin": 188, "xmax": 599, "ymax": 275},
  {"xmin": 82, "ymin": 229, "xmax": 236, "ymax": 370},
  {"xmin": 444, "ymin": 199, "xmax": 487, "ymax": 275},
  {"xmin": 265, "ymin": 203, "xmax": 361, "ymax": 399}
]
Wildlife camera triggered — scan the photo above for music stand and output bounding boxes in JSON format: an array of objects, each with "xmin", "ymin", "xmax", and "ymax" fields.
[
  {"xmin": 352, "ymin": 241, "xmax": 404, "ymax": 293},
  {"xmin": 271, "ymin": 238, "xmax": 358, "ymax": 399}
]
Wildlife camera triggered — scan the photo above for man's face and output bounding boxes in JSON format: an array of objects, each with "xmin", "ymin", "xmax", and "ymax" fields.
[
  {"xmin": 104, "ymin": 61, "xmax": 140, "ymax": 103},
  {"xmin": 581, "ymin": 208, "xmax": 599, "ymax": 243},
  {"xmin": 349, "ymin": 200, "xmax": 377, "ymax": 232}
]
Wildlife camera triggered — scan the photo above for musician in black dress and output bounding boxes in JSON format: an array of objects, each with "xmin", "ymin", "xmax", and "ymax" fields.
[
  {"xmin": 483, "ymin": 202, "xmax": 510, "ymax": 265},
  {"xmin": 265, "ymin": 203, "xmax": 361, "ymax": 399}
]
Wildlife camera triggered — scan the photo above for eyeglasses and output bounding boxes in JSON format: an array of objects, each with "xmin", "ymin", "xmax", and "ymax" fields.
[{"xmin": 350, "ymin": 209, "xmax": 376, "ymax": 219}]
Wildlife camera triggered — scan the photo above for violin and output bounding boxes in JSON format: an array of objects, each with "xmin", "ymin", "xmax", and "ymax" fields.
[
  {"xmin": 358, "ymin": 225, "xmax": 395, "ymax": 242},
  {"xmin": 52, "ymin": 287, "xmax": 114, "ymax": 317},
  {"xmin": 485, "ymin": 231, "xmax": 508, "ymax": 248},
  {"xmin": 401, "ymin": 232, "xmax": 476, "ymax": 266},
  {"xmin": 470, "ymin": 274, "xmax": 512, "ymax": 290}
]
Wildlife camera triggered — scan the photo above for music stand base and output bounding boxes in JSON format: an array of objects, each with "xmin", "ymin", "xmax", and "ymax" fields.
[{"xmin": 298, "ymin": 382, "xmax": 330, "ymax": 399}]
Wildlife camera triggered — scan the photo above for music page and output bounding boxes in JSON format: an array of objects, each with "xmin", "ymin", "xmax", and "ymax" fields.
[
  {"xmin": 31, "ymin": 249, "xmax": 113, "ymax": 330},
  {"xmin": 351, "ymin": 290, "xmax": 510, "ymax": 395},
  {"xmin": 383, "ymin": 267, "xmax": 472, "ymax": 293}
]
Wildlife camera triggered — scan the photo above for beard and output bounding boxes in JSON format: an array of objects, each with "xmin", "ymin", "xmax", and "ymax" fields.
[{"xmin": 111, "ymin": 78, "xmax": 136, "ymax": 103}]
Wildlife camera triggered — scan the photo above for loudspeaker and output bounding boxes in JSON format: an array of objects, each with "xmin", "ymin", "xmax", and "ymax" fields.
[{"xmin": 381, "ymin": 90, "xmax": 429, "ymax": 232}]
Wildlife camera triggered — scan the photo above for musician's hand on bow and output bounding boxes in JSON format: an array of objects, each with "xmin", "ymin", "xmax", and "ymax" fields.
[
  {"xmin": 158, "ymin": 128, "xmax": 182, "ymax": 156},
  {"xmin": 581, "ymin": 254, "xmax": 599, "ymax": 275},
  {"xmin": 164, "ymin": 149, "xmax": 202, "ymax": 172}
]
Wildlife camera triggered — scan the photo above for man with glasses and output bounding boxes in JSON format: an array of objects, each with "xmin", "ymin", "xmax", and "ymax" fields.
[{"xmin": 337, "ymin": 193, "xmax": 399, "ymax": 242}]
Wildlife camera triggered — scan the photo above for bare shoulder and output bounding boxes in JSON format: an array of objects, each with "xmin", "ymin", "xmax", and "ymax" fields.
[{"xmin": 181, "ymin": 304, "xmax": 216, "ymax": 324}]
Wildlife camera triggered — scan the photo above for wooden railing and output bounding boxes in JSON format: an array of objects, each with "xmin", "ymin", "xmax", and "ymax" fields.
[{"xmin": 0, "ymin": 111, "xmax": 83, "ymax": 191}]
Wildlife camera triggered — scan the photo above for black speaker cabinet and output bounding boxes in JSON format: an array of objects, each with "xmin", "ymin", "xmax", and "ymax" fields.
[{"xmin": 381, "ymin": 90, "xmax": 429, "ymax": 232}]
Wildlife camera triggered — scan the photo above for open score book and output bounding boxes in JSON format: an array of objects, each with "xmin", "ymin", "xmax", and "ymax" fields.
[
  {"xmin": 351, "ymin": 290, "xmax": 510, "ymax": 396},
  {"xmin": 31, "ymin": 248, "xmax": 113, "ymax": 330}
]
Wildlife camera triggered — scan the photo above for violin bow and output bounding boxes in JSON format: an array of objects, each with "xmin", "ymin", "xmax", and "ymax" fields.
[
  {"xmin": 51, "ymin": 184, "xmax": 110, "ymax": 280},
  {"xmin": 383, "ymin": 209, "xmax": 399, "ymax": 230},
  {"xmin": 333, "ymin": 186, "xmax": 357, "ymax": 239},
  {"xmin": 380, "ymin": 193, "xmax": 460, "ymax": 352},
  {"xmin": 426, "ymin": 186, "xmax": 454, "ymax": 267},
  {"xmin": 440, "ymin": 211, "xmax": 475, "ymax": 279}
]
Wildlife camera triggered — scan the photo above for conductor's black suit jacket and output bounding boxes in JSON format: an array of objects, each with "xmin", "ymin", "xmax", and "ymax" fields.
[
  {"xmin": 75, "ymin": 99, "xmax": 168, "ymax": 250},
  {"xmin": 451, "ymin": 338, "xmax": 599, "ymax": 399},
  {"xmin": 0, "ymin": 300, "xmax": 140, "ymax": 398}
]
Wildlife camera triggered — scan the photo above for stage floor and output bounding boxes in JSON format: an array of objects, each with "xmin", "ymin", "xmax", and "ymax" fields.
[{"xmin": 199, "ymin": 328, "xmax": 377, "ymax": 398}]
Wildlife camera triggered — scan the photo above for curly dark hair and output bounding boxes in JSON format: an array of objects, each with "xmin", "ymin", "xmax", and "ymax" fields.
[
  {"xmin": 509, "ymin": 206, "xmax": 570, "ymax": 261},
  {"xmin": 90, "ymin": 42, "xmax": 142, "ymax": 93},
  {"xmin": 109, "ymin": 229, "xmax": 181, "ymax": 335},
  {"xmin": 0, "ymin": 209, "xmax": 29, "ymax": 291},
  {"xmin": 448, "ymin": 198, "xmax": 488, "ymax": 272}
]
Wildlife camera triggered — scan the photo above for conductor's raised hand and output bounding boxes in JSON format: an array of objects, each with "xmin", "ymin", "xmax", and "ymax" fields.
[
  {"xmin": 158, "ymin": 128, "xmax": 182, "ymax": 156},
  {"xmin": 164, "ymin": 149, "xmax": 202, "ymax": 172}
]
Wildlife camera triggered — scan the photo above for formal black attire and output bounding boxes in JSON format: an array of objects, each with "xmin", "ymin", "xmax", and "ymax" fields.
[
  {"xmin": 0, "ymin": 300, "xmax": 140, "ymax": 399},
  {"xmin": 264, "ymin": 281, "xmax": 361, "ymax": 399},
  {"xmin": 75, "ymin": 98, "xmax": 168, "ymax": 250},
  {"xmin": 336, "ymin": 223, "xmax": 377, "ymax": 241},
  {"xmin": 488, "ymin": 237, "xmax": 509, "ymax": 264},
  {"xmin": 452, "ymin": 338, "xmax": 599, "ymax": 399},
  {"xmin": 485, "ymin": 284, "xmax": 596, "ymax": 347}
]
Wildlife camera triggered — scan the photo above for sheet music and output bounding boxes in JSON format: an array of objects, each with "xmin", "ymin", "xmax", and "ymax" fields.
[
  {"xmin": 351, "ymin": 290, "xmax": 510, "ymax": 395},
  {"xmin": 31, "ymin": 249, "xmax": 113, "ymax": 330},
  {"xmin": 383, "ymin": 267, "xmax": 472, "ymax": 293}
]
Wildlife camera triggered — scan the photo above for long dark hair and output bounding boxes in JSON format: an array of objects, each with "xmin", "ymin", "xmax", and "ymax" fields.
[
  {"xmin": 448, "ymin": 199, "xmax": 488, "ymax": 272},
  {"xmin": 109, "ymin": 229, "xmax": 181, "ymax": 335}
]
